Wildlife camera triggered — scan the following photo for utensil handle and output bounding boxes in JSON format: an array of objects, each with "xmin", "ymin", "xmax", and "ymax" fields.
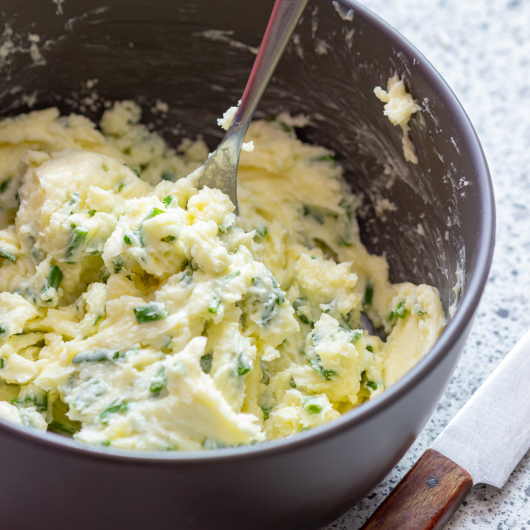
[
  {"xmin": 360, "ymin": 449, "xmax": 473, "ymax": 530},
  {"xmin": 231, "ymin": 0, "xmax": 308, "ymax": 136}
]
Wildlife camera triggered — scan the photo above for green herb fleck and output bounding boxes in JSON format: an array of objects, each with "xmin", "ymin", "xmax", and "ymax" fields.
[
  {"xmin": 289, "ymin": 377, "xmax": 297, "ymax": 388},
  {"xmin": 99, "ymin": 400, "xmax": 128, "ymax": 423},
  {"xmin": 255, "ymin": 226, "xmax": 268, "ymax": 238},
  {"xmin": 118, "ymin": 183, "xmax": 126, "ymax": 192},
  {"xmin": 150, "ymin": 381, "xmax": 165, "ymax": 394},
  {"xmin": 88, "ymin": 209, "xmax": 96, "ymax": 217},
  {"xmin": 132, "ymin": 169, "xmax": 140, "ymax": 178},
  {"xmin": 366, "ymin": 345, "xmax": 373, "ymax": 353},
  {"xmin": 350, "ymin": 330, "xmax": 363, "ymax": 343},
  {"xmin": 123, "ymin": 233, "xmax": 132, "ymax": 245},
  {"xmin": 0, "ymin": 179, "xmax": 11, "ymax": 194},
  {"xmin": 416, "ymin": 310, "xmax": 425, "ymax": 316},
  {"xmin": 161, "ymin": 235, "xmax": 176, "ymax": 242},
  {"xmin": 162, "ymin": 195, "xmax": 174, "ymax": 207},
  {"xmin": 395, "ymin": 301, "xmax": 407, "ymax": 319},
  {"xmin": 0, "ymin": 324, "xmax": 5, "ymax": 336},
  {"xmin": 47, "ymin": 265, "xmax": 63, "ymax": 291},
  {"xmin": 304, "ymin": 401, "xmax": 322, "ymax": 414},
  {"xmin": 207, "ymin": 297, "xmax": 221, "ymax": 314},
  {"xmin": 145, "ymin": 207, "xmax": 165, "ymax": 220},
  {"xmin": 262, "ymin": 406, "xmax": 272, "ymax": 420},
  {"xmin": 94, "ymin": 315, "xmax": 102, "ymax": 326},
  {"xmin": 237, "ymin": 354, "xmax": 251, "ymax": 376},
  {"xmin": 226, "ymin": 270, "xmax": 241, "ymax": 281},
  {"xmin": 50, "ymin": 421, "xmax": 78, "ymax": 435},
  {"xmin": 134, "ymin": 303, "xmax": 168, "ymax": 324},
  {"xmin": 0, "ymin": 249, "xmax": 16, "ymax": 262},
  {"xmin": 200, "ymin": 353, "xmax": 213, "ymax": 374},
  {"xmin": 161, "ymin": 172, "xmax": 175, "ymax": 181},
  {"xmin": 0, "ymin": 358, "xmax": 4, "ymax": 369},
  {"xmin": 66, "ymin": 226, "xmax": 88, "ymax": 259},
  {"xmin": 71, "ymin": 349, "xmax": 119, "ymax": 364},
  {"xmin": 363, "ymin": 283, "xmax": 374, "ymax": 306},
  {"xmin": 314, "ymin": 154, "xmax": 335, "ymax": 163},
  {"xmin": 280, "ymin": 122, "xmax": 292, "ymax": 133},
  {"xmin": 10, "ymin": 397, "xmax": 19, "ymax": 405}
]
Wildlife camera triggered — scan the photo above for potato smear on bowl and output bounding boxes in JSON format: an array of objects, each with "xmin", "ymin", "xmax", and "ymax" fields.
[{"xmin": 0, "ymin": 101, "xmax": 445, "ymax": 451}]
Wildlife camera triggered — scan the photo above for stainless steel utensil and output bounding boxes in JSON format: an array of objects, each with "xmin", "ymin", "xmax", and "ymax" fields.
[{"xmin": 197, "ymin": 0, "xmax": 308, "ymax": 211}]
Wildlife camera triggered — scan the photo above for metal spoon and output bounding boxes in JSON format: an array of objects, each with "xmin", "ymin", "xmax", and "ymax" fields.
[{"xmin": 198, "ymin": 0, "xmax": 308, "ymax": 212}]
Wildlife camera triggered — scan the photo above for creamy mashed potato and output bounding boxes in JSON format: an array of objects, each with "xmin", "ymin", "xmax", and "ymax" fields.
[
  {"xmin": 0, "ymin": 101, "xmax": 444, "ymax": 450},
  {"xmin": 374, "ymin": 74, "xmax": 422, "ymax": 164}
]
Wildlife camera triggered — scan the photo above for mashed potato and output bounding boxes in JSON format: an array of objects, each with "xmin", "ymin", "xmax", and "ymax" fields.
[{"xmin": 0, "ymin": 101, "xmax": 444, "ymax": 450}]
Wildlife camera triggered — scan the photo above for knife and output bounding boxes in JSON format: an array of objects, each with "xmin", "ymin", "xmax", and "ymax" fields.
[{"xmin": 360, "ymin": 329, "xmax": 530, "ymax": 530}]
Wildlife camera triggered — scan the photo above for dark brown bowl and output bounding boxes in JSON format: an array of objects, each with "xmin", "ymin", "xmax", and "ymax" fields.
[{"xmin": 0, "ymin": 1, "xmax": 494, "ymax": 529}]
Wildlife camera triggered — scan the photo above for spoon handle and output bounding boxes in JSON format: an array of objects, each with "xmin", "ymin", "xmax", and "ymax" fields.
[
  {"xmin": 200, "ymin": 0, "xmax": 307, "ymax": 210},
  {"xmin": 231, "ymin": 0, "xmax": 308, "ymax": 137}
]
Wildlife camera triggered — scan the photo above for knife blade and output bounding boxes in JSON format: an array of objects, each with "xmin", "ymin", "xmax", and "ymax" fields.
[
  {"xmin": 431, "ymin": 328, "xmax": 530, "ymax": 488},
  {"xmin": 360, "ymin": 329, "xmax": 530, "ymax": 530}
]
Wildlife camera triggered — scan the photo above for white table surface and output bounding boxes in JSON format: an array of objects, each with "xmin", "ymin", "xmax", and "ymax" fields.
[{"xmin": 325, "ymin": 0, "xmax": 530, "ymax": 528}]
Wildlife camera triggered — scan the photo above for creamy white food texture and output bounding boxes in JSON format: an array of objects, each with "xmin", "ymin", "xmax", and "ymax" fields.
[
  {"xmin": 374, "ymin": 74, "xmax": 422, "ymax": 164},
  {"xmin": 0, "ymin": 98, "xmax": 444, "ymax": 450}
]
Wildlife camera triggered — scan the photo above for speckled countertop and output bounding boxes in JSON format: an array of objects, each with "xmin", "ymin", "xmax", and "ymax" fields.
[{"xmin": 325, "ymin": 0, "xmax": 530, "ymax": 528}]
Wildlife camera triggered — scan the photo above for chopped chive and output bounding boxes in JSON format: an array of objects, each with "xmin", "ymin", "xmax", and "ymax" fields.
[
  {"xmin": 262, "ymin": 406, "xmax": 272, "ymax": 420},
  {"xmin": 0, "ymin": 179, "xmax": 11, "ymax": 194},
  {"xmin": 314, "ymin": 154, "xmax": 335, "ymax": 163},
  {"xmin": 0, "ymin": 249, "xmax": 16, "ymax": 262},
  {"xmin": 236, "ymin": 354, "xmax": 251, "ymax": 376},
  {"xmin": 118, "ymin": 183, "xmax": 126, "ymax": 192},
  {"xmin": 321, "ymin": 368, "xmax": 336, "ymax": 380},
  {"xmin": 254, "ymin": 226, "xmax": 268, "ymax": 238},
  {"xmin": 93, "ymin": 315, "xmax": 102, "ymax": 326},
  {"xmin": 280, "ymin": 122, "xmax": 292, "ymax": 133},
  {"xmin": 50, "ymin": 421, "xmax": 78, "ymax": 435},
  {"xmin": 207, "ymin": 297, "xmax": 221, "ymax": 314},
  {"xmin": 304, "ymin": 402, "xmax": 321, "ymax": 414},
  {"xmin": 417, "ymin": 310, "xmax": 425, "ymax": 316},
  {"xmin": 10, "ymin": 397, "xmax": 19, "ymax": 405},
  {"xmin": 161, "ymin": 172, "xmax": 175, "ymax": 181},
  {"xmin": 226, "ymin": 270, "xmax": 241, "ymax": 281},
  {"xmin": 367, "ymin": 381, "xmax": 378, "ymax": 390},
  {"xmin": 132, "ymin": 169, "xmax": 140, "ymax": 178},
  {"xmin": 0, "ymin": 324, "xmax": 5, "ymax": 336},
  {"xmin": 66, "ymin": 226, "xmax": 88, "ymax": 259},
  {"xmin": 71, "ymin": 349, "xmax": 119, "ymax": 364},
  {"xmin": 99, "ymin": 400, "xmax": 128, "ymax": 423},
  {"xmin": 123, "ymin": 233, "xmax": 132, "ymax": 245},
  {"xmin": 88, "ymin": 209, "xmax": 96, "ymax": 217},
  {"xmin": 162, "ymin": 195, "xmax": 174, "ymax": 207},
  {"xmin": 200, "ymin": 353, "xmax": 213, "ymax": 374},
  {"xmin": 366, "ymin": 345, "xmax": 373, "ymax": 353},
  {"xmin": 134, "ymin": 303, "xmax": 168, "ymax": 324},
  {"xmin": 145, "ymin": 207, "xmax": 165, "ymax": 220},
  {"xmin": 395, "ymin": 301, "xmax": 407, "ymax": 319},
  {"xmin": 387, "ymin": 311, "xmax": 395, "ymax": 322},
  {"xmin": 102, "ymin": 440, "xmax": 111, "ymax": 446},
  {"xmin": 350, "ymin": 330, "xmax": 363, "ymax": 343},
  {"xmin": 150, "ymin": 381, "xmax": 164, "ymax": 394},
  {"xmin": 363, "ymin": 283, "xmax": 374, "ymax": 306},
  {"xmin": 290, "ymin": 377, "xmax": 297, "ymax": 388},
  {"xmin": 161, "ymin": 235, "xmax": 176, "ymax": 242},
  {"xmin": 47, "ymin": 265, "xmax": 63, "ymax": 291},
  {"xmin": 0, "ymin": 358, "xmax": 4, "ymax": 369}
]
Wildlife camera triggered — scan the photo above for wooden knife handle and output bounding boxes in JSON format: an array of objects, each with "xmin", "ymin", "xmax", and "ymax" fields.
[{"xmin": 360, "ymin": 448, "xmax": 473, "ymax": 530}]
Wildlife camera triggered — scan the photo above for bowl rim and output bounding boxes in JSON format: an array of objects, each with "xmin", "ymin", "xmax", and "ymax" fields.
[{"xmin": 0, "ymin": 0, "xmax": 495, "ymax": 465}]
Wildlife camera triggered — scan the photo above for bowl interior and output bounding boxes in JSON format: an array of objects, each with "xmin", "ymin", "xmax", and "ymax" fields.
[{"xmin": 0, "ymin": 0, "xmax": 493, "ymax": 446}]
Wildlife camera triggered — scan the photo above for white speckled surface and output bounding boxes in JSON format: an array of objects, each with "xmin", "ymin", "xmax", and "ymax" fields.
[{"xmin": 325, "ymin": 0, "xmax": 530, "ymax": 528}]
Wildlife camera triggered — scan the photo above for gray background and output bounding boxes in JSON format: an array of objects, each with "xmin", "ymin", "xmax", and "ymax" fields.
[{"xmin": 325, "ymin": 0, "xmax": 530, "ymax": 528}]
